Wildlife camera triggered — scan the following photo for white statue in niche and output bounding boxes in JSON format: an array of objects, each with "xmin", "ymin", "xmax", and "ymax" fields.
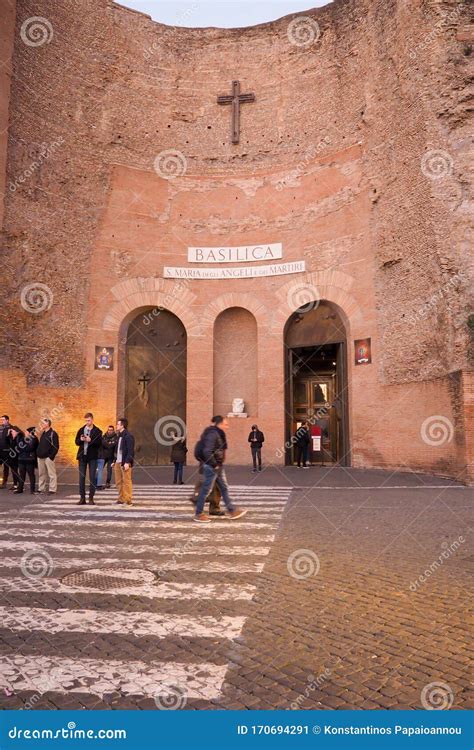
[{"xmin": 228, "ymin": 398, "xmax": 247, "ymax": 418}]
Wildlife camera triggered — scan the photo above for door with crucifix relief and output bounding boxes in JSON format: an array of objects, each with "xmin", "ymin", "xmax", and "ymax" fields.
[{"xmin": 125, "ymin": 309, "xmax": 187, "ymax": 465}]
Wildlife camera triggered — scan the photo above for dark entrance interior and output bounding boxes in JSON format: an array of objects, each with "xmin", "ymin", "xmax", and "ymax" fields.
[
  {"xmin": 285, "ymin": 302, "xmax": 349, "ymax": 466},
  {"xmin": 125, "ymin": 309, "xmax": 186, "ymax": 465}
]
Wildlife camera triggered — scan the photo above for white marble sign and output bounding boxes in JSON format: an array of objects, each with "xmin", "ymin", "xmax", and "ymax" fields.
[
  {"xmin": 164, "ymin": 261, "xmax": 305, "ymax": 280},
  {"xmin": 188, "ymin": 243, "xmax": 283, "ymax": 263}
]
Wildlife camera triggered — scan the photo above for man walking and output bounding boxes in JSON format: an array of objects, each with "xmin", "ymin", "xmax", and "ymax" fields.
[
  {"xmin": 248, "ymin": 424, "xmax": 265, "ymax": 472},
  {"xmin": 36, "ymin": 418, "xmax": 60, "ymax": 494},
  {"xmin": 194, "ymin": 415, "xmax": 247, "ymax": 523},
  {"xmin": 75, "ymin": 412, "xmax": 102, "ymax": 505},
  {"xmin": 113, "ymin": 418, "xmax": 134, "ymax": 507}
]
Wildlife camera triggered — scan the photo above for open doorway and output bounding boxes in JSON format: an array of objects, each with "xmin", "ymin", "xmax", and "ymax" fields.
[{"xmin": 284, "ymin": 302, "xmax": 350, "ymax": 466}]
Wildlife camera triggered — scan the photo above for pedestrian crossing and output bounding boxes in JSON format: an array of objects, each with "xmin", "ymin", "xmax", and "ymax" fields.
[{"xmin": 0, "ymin": 483, "xmax": 291, "ymax": 707}]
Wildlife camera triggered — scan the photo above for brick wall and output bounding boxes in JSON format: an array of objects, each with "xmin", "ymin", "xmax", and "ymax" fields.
[
  {"xmin": 0, "ymin": 0, "xmax": 472, "ymax": 480},
  {"xmin": 0, "ymin": 0, "xmax": 15, "ymax": 229}
]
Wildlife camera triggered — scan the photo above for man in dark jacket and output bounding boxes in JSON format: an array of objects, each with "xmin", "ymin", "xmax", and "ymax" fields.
[
  {"xmin": 0, "ymin": 414, "xmax": 12, "ymax": 488},
  {"xmin": 12, "ymin": 426, "xmax": 38, "ymax": 494},
  {"xmin": 295, "ymin": 421, "xmax": 311, "ymax": 468},
  {"xmin": 100, "ymin": 425, "xmax": 118, "ymax": 489},
  {"xmin": 170, "ymin": 436, "xmax": 187, "ymax": 484},
  {"xmin": 194, "ymin": 415, "xmax": 247, "ymax": 523},
  {"xmin": 112, "ymin": 418, "xmax": 135, "ymax": 506},
  {"xmin": 36, "ymin": 418, "xmax": 60, "ymax": 494},
  {"xmin": 6, "ymin": 425, "xmax": 23, "ymax": 492},
  {"xmin": 248, "ymin": 424, "xmax": 265, "ymax": 472},
  {"xmin": 75, "ymin": 412, "xmax": 102, "ymax": 505}
]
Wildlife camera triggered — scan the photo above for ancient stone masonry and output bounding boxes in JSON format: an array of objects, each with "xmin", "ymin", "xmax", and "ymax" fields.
[{"xmin": 0, "ymin": 0, "xmax": 472, "ymax": 480}]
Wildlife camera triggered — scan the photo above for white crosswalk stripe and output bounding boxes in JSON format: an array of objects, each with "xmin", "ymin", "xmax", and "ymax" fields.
[
  {"xmin": 0, "ymin": 483, "xmax": 292, "ymax": 703},
  {"xmin": 0, "ymin": 529, "xmax": 276, "ymax": 542},
  {"xmin": 0, "ymin": 518, "xmax": 277, "ymax": 530},
  {"xmin": 0, "ymin": 655, "xmax": 227, "ymax": 701},
  {"xmin": 0, "ymin": 577, "xmax": 256, "ymax": 600},
  {"xmin": 0, "ymin": 557, "xmax": 266, "ymax": 573},
  {"xmin": 0, "ymin": 607, "xmax": 247, "ymax": 639},
  {"xmin": 0, "ymin": 541, "xmax": 272, "ymax": 556}
]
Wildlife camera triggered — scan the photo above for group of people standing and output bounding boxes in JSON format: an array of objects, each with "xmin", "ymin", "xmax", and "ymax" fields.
[
  {"xmin": 0, "ymin": 415, "xmax": 59, "ymax": 494},
  {"xmin": 0, "ymin": 409, "xmax": 261, "ymax": 523},
  {"xmin": 75, "ymin": 414, "xmax": 134, "ymax": 506}
]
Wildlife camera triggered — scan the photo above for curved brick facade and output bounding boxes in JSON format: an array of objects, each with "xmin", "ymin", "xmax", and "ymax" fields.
[{"xmin": 0, "ymin": 0, "xmax": 472, "ymax": 480}]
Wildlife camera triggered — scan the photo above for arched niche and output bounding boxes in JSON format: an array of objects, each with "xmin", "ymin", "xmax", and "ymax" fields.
[{"xmin": 213, "ymin": 307, "xmax": 258, "ymax": 417}]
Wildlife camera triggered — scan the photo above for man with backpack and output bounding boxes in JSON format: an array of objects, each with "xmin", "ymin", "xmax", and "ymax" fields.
[{"xmin": 193, "ymin": 415, "xmax": 247, "ymax": 523}]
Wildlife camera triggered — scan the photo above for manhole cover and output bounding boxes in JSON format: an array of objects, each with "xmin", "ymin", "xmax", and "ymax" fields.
[{"xmin": 61, "ymin": 568, "xmax": 156, "ymax": 591}]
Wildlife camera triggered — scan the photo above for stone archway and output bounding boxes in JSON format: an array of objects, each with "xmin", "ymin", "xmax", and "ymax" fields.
[{"xmin": 284, "ymin": 300, "xmax": 350, "ymax": 467}]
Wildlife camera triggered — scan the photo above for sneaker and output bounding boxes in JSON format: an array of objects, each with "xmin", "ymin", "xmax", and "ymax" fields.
[
  {"xmin": 302, "ymin": 466, "xmax": 309, "ymax": 470},
  {"xmin": 48, "ymin": 491, "xmax": 56, "ymax": 495},
  {"xmin": 194, "ymin": 513, "xmax": 211, "ymax": 523},
  {"xmin": 210, "ymin": 509, "xmax": 226, "ymax": 517},
  {"xmin": 13, "ymin": 489, "xmax": 23, "ymax": 494},
  {"xmin": 122, "ymin": 503, "xmax": 133, "ymax": 508},
  {"xmin": 115, "ymin": 500, "xmax": 125, "ymax": 505},
  {"xmin": 228, "ymin": 508, "xmax": 248, "ymax": 520},
  {"xmin": 252, "ymin": 468, "xmax": 257, "ymax": 473}
]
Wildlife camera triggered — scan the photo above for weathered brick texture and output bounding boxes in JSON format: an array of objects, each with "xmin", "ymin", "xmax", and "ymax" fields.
[{"xmin": 0, "ymin": 0, "xmax": 472, "ymax": 480}]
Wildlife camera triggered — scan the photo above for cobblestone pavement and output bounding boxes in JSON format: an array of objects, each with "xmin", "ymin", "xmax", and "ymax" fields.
[{"xmin": 0, "ymin": 467, "xmax": 471, "ymax": 711}]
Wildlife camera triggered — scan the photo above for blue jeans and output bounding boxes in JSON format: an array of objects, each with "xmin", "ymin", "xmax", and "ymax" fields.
[
  {"xmin": 96, "ymin": 458, "xmax": 105, "ymax": 487},
  {"xmin": 79, "ymin": 459, "xmax": 98, "ymax": 500},
  {"xmin": 195, "ymin": 464, "xmax": 235, "ymax": 515},
  {"xmin": 173, "ymin": 462, "xmax": 184, "ymax": 482}
]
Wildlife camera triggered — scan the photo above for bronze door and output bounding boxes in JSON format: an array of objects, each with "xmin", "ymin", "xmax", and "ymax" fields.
[
  {"xmin": 125, "ymin": 310, "xmax": 186, "ymax": 465},
  {"xmin": 290, "ymin": 372, "xmax": 338, "ymax": 464}
]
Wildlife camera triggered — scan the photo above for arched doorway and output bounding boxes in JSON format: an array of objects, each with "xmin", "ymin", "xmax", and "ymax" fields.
[
  {"xmin": 284, "ymin": 301, "xmax": 350, "ymax": 466},
  {"xmin": 124, "ymin": 308, "xmax": 187, "ymax": 465}
]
